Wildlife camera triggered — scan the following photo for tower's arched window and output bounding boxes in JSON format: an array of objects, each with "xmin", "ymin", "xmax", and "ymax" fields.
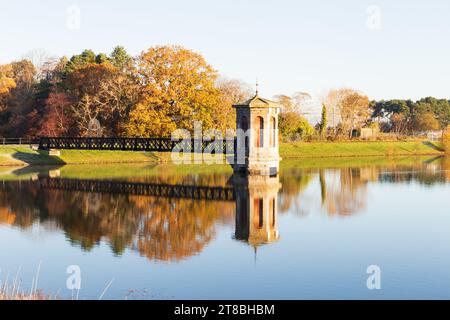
[
  {"xmin": 270, "ymin": 116, "xmax": 276, "ymax": 147},
  {"xmin": 253, "ymin": 198, "xmax": 264, "ymax": 229},
  {"xmin": 270, "ymin": 198, "xmax": 276, "ymax": 227},
  {"xmin": 255, "ymin": 116, "xmax": 264, "ymax": 148}
]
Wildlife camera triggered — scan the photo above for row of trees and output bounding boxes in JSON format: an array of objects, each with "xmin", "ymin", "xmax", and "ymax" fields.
[
  {"xmin": 276, "ymin": 88, "xmax": 450, "ymax": 141},
  {"xmin": 1, "ymin": 44, "xmax": 449, "ymax": 140},
  {"xmin": 0, "ymin": 45, "xmax": 252, "ymax": 138},
  {"xmin": 275, "ymin": 89, "xmax": 372, "ymax": 140},
  {"xmin": 371, "ymin": 98, "xmax": 450, "ymax": 134}
]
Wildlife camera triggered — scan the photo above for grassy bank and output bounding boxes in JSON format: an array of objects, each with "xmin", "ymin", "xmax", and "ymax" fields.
[
  {"xmin": 279, "ymin": 140, "xmax": 443, "ymax": 158},
  {"xmin": 0, "ymin": 146, "xmax": 159, "ymax": 166},
  {"xmin": 0, "ymin": 140, "xmax": 444, "ymax": 166}
]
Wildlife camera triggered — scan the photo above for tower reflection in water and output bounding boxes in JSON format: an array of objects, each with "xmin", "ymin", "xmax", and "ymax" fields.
[{"xmin": 232, "ymin": 173, "xmax": 281, "ymax": 248}]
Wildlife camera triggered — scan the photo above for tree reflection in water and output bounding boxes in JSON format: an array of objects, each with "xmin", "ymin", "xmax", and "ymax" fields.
[
  {"xmin": 0, "ymin": 157, "xmax": 448, "ymax": 262},
  {"xmin": 0, "ymin": 183, "xmax": 234, "ymax": 261}
]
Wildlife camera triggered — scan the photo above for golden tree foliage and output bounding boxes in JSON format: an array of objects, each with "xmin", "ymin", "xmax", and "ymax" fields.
[
  {"xmin": 124, "ymin": 104, "xmax": 178, "ymax": 137},
  {"xmin": 0, "ymin": 77, "xmax": 16, "ymax": 95},
  {"xmin": 414, "ymin": 112, "xmax": 440, "ymax": 132},
  {"xmin": 274, "ymin": 92, "xmax": 312, "ymax": 114},
  {"xmin": 0, "ymin": 64, "xmax": 16, "ymax": 96},
  {"xmin": 215, "ymin": 78, "xmax": 252, "ymax": 132},
  {"xmin": 124, "ymin": 45, "xmax": 221, "ymax": 137},
  {"xmin": 339, "ymin": 91, "xmax": 371, "ymax": 137},
  {"xmin": 0, "ymin": 61, "xmax": 37, "ymax": 137},
  {"xmin": 443, "ymin": 125, "xmax": 450, "ymax": 154},
  {"xmin": 0, "ymin": 65, "xmax": 16, "ymax": 114},
  {"xmin": 66, "ymin": 62, "xmax": 117, "ymax": 98},
  {"xmin": 66, "ymin": 62, "xmax": 136, "ymax": 135},
  {"xmin": 323, "ymin": 88, "xmax": 356, "ymax": 133}
]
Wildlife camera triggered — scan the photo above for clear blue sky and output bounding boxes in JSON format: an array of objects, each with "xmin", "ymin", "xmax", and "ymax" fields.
[{"xmin": 1, "ymin": 0, "xmax": 450, "ymax": 101}]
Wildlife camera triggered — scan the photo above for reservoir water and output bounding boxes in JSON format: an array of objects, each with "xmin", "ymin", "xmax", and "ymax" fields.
[{"xmin": 0, "ymin": 156, "xmax": 449, "ymax": 299}]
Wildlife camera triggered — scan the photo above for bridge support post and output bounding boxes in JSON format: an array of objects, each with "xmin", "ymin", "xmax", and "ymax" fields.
[
  {"xmin": 46, "ymin": 149, "xmax": 61, "ymax": 156},
  {"xmin": 233, "ymin": 93, "xmax": 281, "ymax": 176}
]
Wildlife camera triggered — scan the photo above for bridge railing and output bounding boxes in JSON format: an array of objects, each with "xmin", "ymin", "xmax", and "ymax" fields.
[
  {"xmin": 38, "ymin": 137, "xmax": 237, "ymax": 154},
  {"xmin": 37, "ymin": 177, "xmax": 236, "ymax": 201},
  {"xmin": 1, "ymin": 137, "xmax": 40, "ymax": 145}
]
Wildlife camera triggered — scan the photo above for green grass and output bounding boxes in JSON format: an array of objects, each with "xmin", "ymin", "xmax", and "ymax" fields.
[
  {"xmin": 281, "ymin": 155, "xmax": 442, "ymax": 171},
  {"xmin": 58, "ymin": 162, "xmax": 232, "ymax": 180},
  {"xmin": 279, "ymin": 140, "xmax": 443, "ymax": 158},
  {"xmin": 58, "ymin": 149, "xmax": 160, "ymax": 164},
  {"xmin": 0, "ymin": 145, "xmax": 160, "ymax": 166},
  {"xmin": 0, "ymin": 140, "xmax": 444, "ymax": 167}
]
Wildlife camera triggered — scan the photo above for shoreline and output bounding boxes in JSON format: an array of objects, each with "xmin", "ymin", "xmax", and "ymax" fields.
[{"xmin": 0, "ymin": 140, "xmax": 444, "ymax": 167}]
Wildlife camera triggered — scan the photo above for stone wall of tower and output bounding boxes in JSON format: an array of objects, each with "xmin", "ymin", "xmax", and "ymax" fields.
[
  {"xmin": 247, "ymin": 107, "xmax": 280, "ymax": 175},
  {"xmin": 233, "ymin": 107, "xmax": 251, "ymax": 173},
  {"xmin": 233, "ymin": 98, "xmax": 281, "ymax": 176}
]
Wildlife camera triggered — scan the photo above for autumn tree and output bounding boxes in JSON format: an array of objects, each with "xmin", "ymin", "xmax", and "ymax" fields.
[
  {"xmin": 274, "ymin": 92, "xmax": 312, "ymax": 115},
  {"xmin": 339, "ymin": 91, "xmax": 371, "ymax": 138},
  {"xmin": 273, "ymin": 94, "xmax": 295, "ymax": 113},
  {"xmin": 413, "ymin": 112, "xmax": 440, "ymax": 132},
  {"xmin": 0, "ymin": 60, "xmax": 37, "ymax": 137},
  {"xmin": 370, "ymin": 98, "xmax": 450, "ymax": 134},
  {"xmin": 443, "ymin": 125, "xmax": 450, "ymax": 154},
  {"xmin": 274, "ymin": 92, "xmax": 315, "ymax": 141},
  {"xmin": 124, "ymin": 45, "xmax": 221, "ymax": 137},
  {"xmin": 413, "ymin": 97, "xmax": 449, "ymax": 129},
  {"xmin": 323, "ymin": 88, "xmax": 356, "ymax": 135},
  {"xmin": 279, "ymin": 111, "xmax": 314, "ymax": 141},
  {"xmin": 23, "ymin": 49, "xmax": 58, "ymax": 80},
  {"xmin": 390, "ymin": 113, "xmax": 408, "ymax": 135},
  {"xmin": 371, "ymin": 99, "xmax": 412, "ymax": 131},
  {"xmin": 0, "ymin": 64, "xmax": 16, "ymax": 111},
  {"xmin": 62, "ymin": 63, "xmax": 117, "ymax": 135},
  {"xmin": 38, "ymin": 92, "xmax": 72, "ymax": 136},
  {"xmin": 292, "ymin": 91, "xmax": 313, "ymax": 116},
  {"xmin": 215, "ymin": 77, "xmax": 252, "ymax": 132},
  {"xmin": 38, "ymin": 48, "xmax": 137, "ymax": 136}
]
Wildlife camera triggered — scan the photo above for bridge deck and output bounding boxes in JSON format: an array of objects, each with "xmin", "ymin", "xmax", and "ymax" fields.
[{"xmin": 38, "ymin": 137, "xmax": 237, "ymax": 154}]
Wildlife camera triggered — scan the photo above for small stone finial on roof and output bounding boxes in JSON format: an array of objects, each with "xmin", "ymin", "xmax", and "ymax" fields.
[{"xmin": 255, "ymin": 78, "xmax": 259, "ymax": 96}]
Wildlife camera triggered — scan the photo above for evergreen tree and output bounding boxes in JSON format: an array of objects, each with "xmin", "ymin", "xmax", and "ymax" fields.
[
  {"xmin": 319, "ymin": 103, "xmax": 328, "ymax": 137},
  {"xmin": 110, "ymin": 46, "xmax": 132, "ymax": 71}
]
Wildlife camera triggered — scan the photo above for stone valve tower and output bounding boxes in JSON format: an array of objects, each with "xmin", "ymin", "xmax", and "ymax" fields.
[{"xmin": 232, "ymin": 87, "xmax": 281, "ymax": 176}]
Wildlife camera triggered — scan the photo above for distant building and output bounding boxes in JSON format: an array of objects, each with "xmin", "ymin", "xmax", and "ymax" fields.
[{"xmin": 352, "ymin": 127, "xmax": 380, "ymax": 139}]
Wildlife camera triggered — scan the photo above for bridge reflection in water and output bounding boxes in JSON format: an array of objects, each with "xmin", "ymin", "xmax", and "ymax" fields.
[
  {"xmin": 6, "ymin": 172, "xmax": 281, "ymax": 258},
  {"xmin": 38, "ymin": 177, "xmax": 236, "ymax": 202},
  {"xmin": 37, "ymin": 174, "xmax": 281, "ymax": 249}
]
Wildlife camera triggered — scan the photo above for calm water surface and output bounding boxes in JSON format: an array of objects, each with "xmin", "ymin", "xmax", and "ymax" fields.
[{"xmin": 0, "ymin": 157, "xmax": 449, "ymax": 299}]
